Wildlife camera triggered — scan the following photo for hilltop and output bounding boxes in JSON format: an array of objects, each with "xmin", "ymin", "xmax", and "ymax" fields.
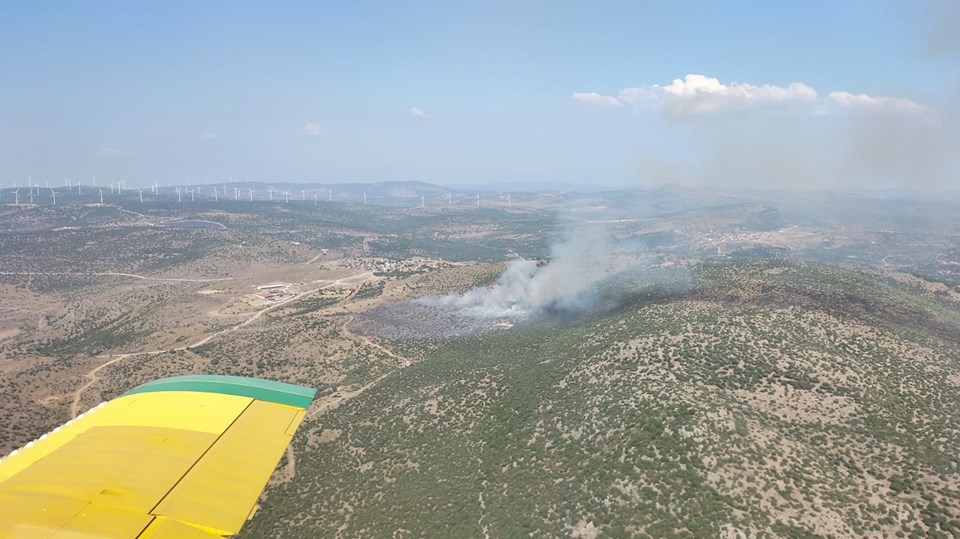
[{"xmin": 244, "ymin": 260, "xmax": 960, "ymax": 538}]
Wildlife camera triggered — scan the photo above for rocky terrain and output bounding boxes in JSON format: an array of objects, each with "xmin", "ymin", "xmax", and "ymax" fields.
[{"xmin": 1, "ymin": 183, "xmax": 959, "ymax": 537}]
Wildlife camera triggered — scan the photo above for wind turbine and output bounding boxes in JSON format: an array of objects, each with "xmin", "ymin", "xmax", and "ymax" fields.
[
  {"xmin": 212, "ymin": 188, "xmax": 219, "ymax": 201},
  {"xmin": 328, "ymin": 188, "xmax": 333, "ymax": 201},
  {"xmin": 448, "ymin": 192, "xmax": 452, "ymax": 205},
  {"xmin": 284, "ymin": 190, "xmax": 290, "ymax": 203},
  {"xmin": 176, "ymin": 187, "xmax": 182, "ymax": 203},
  {"xmin": 98, "ymin": 189, "xmax": 104, "ymax": 204},
  {"xmin": 507, "ymin": 193, "xmax": 511, "ymax": 206},
  {"xmin": 138, "ymin": 189, "xmax": 145, "ymax": 203},
  {"xmin": 28, "ymin": 190, "xmax": 34, "ymax": 204},
  {"xmin": 476, "ymin": 193, "xmax": 480, "ymax": 207},
  {"xmin": 50, "ymin": 190, "xmax": 57, "ymax": 205},
  {"xmin": 234, "ymin": 187, "xmax": 240, "ymax": 201},
  {"xmin": 313, "ymin": 193, "xmax": 318, "ymax": 206},
  {"xmin": 152, "ymin": 181, "xmax": 158, "ymax": 195},
  {"xmin": 301, "ymin": 189, "xmax": 306, "ymax": 201},
  {"xmin": 421, "ymin": 194, "xmax": 425, "ymax": 208},
  {"xmin": 363, "ymin": 192, "xmax": 367, "ymax": 205},
  {"xmin": 248, "ymin": 188, "xmax": 254, "ymax": 201},
  {"xmin": 268, "ymin": 187, "xmax": 274, "ymax": 201},
  {"xmin": 77, "ymin": 183, "xmax": 82, "ymax": 195},
  {"xmin": 14, "ymin": 188, "xmax": 19, "ymax": 204}
]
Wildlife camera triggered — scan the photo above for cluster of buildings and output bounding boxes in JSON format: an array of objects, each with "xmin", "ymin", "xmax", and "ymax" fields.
[
  {"xmin": 256, "ymin": 283, "xmax": 289, "ymax": 301},
  {"xmin": 341, "ymin": 256, "xmax": 453, "ymax": 274}
]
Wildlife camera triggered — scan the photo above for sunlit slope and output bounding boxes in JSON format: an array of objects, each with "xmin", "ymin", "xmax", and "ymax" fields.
[{"xmin": 246, "ymin": 261, "xmax": 960, "ymax": 538}]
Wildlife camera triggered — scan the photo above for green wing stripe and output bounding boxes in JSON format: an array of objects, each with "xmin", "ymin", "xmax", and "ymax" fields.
[{"xmin": 123, "ymin": 374, "xmax": 317, "ymax": 409}]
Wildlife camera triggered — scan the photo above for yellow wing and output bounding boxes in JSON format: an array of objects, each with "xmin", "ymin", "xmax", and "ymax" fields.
[{"xmin": 0, "ymin": 375, "xmax": 316, "ymax": 538}]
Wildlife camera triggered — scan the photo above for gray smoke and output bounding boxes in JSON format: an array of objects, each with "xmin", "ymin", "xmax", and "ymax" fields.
[
  {"xmin": 417, "ymin": 229, "xmax": 639, "ymax": 319},
  {"xmin": 926, "ymin": 0, "xmax": 960, "ymax": 57}
]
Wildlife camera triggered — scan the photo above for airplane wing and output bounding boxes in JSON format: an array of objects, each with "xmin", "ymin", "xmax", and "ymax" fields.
[{"xmin": 0, "ymin": 374, "xmax": 316, "ymax": 538}]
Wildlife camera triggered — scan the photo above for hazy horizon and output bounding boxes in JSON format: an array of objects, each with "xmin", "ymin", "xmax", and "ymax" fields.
[{"xmin": 6, "ymin": 177, "xmax": 959, "ymax": 199}]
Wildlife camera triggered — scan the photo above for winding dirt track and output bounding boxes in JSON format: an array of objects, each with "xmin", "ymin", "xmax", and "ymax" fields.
[
  {"xmin": 276, "ymin": 285, "xmax": 416, "ymax": 482},
  {"xmin": 68, "ymin": 356, "xmax": 129, "ymax": 418},
  {"xmin": 279, "ymin": 445, "xmax": 297, "ymax": 484},
  {"xmin": 0, "ymin": 271, "xmax": 232, "ymax": 283},
  {"xmin": 69, "ymin": 271, "xmax": 375, "ymax": 418},
  {"xmin": 66, "ymin": 268, "xmax": 412, "ymax": 486},
  {"xmin": 305, "ymin": 371, "xmax": 393, "ymax": 421},
  {"xmin": 305, "ymin": 312, "xmax": 414, "ymax": 422},
  {"xmin": 340, "ymin": 316, "xmax": 412, "ymax": 368}
]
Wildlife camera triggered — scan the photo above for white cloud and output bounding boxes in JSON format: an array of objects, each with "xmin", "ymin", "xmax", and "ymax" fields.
[
  {"xmin": 97, "ymin": 146, "xmax": 134, "ymax": 157},
  {"xmin": 409, "ymin": 106, "xmax": 427, "ymax": 118},
  {"xmin": 303, "ymin": 122, "xmax": 327, "ymax": 137},
  {"xmin": 200, "ymin": 132, "xmax": 218, "ymax": 139},
  {"xmin": 828, "ymin": 91, "xmax": 925, "ymax": 113},
  {"xmin": 571, "ymin": 92, "xmax": 621, "ymax": 107},
  {"xmin": 571, "ymin": 74, "xmax": 951, "ymax": 189},
  {"xmin": 573, "ymin": 74, "xmax": 924, "ymax": 116}
]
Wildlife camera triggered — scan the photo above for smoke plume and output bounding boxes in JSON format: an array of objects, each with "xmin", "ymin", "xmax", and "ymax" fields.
[{"xmin": 418, "ymin": 228, "xmax": 639, "ymax": 319}]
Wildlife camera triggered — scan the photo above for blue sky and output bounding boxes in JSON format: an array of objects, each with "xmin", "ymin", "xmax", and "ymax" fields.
[{"xmin": 1, "ymin": 1, "xmax": 957, "ymax": 189}]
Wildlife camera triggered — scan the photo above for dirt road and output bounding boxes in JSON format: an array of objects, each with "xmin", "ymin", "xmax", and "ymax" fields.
[
  {"xmin": 69, "ymin": 355, "xmax": 129, "ymax": 418},
  {"xmin": 69, "ymin": 271, "xmax": 375, "ymax": 418},
  {"xmin": 0, "ymin": 271, "xmax": 231, "ymax": 283}
]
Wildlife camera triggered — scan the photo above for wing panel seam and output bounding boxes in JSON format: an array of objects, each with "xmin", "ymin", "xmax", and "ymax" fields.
[{"xmin": 147, "ymin": 399, "xmax": 253, "ymax": 517}]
